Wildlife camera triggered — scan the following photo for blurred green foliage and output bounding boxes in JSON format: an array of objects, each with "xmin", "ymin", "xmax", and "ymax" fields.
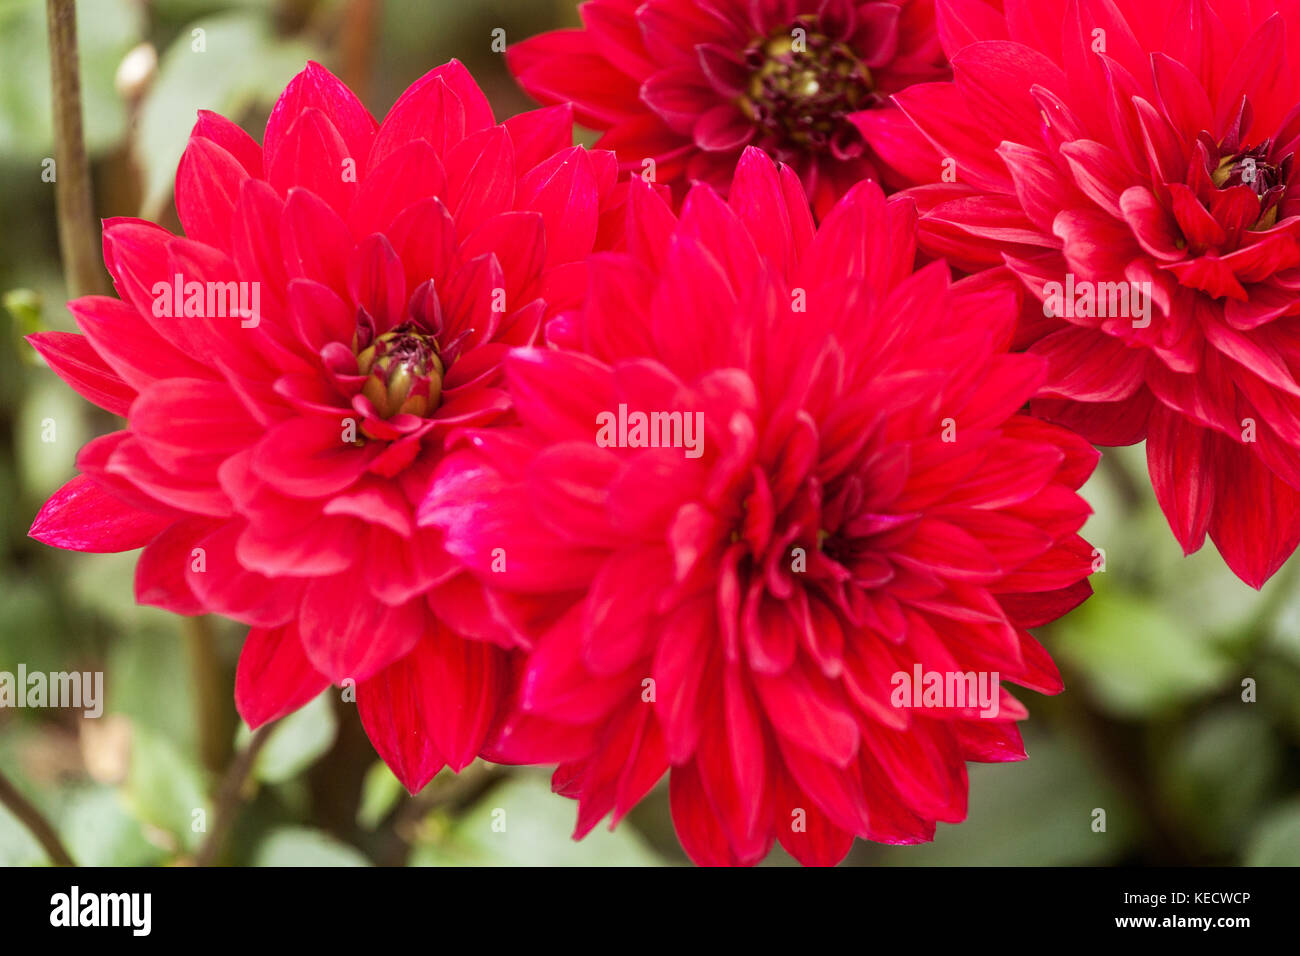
[{"xmin": 0, "ymin": 0, "xmax": 1296, "ymax": 867}]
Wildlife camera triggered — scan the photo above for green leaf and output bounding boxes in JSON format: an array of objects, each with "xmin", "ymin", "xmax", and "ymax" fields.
[
  {"xmin": 0, "ymin": 0, "xmax": 142, "ymax": 160},
  {"xmin": 0, "ymin": 576, "xmax": 65, "ymax": 675},
  {"xmin": 1082, "ymin": 446, "xmax": 1267, "ymax": 638},
  {"xmin": 237, "ymin": 692, "xmax": 336, "ymax": 785},
  {"xmin": 1264, "ymin": 573, "xmax": 1300, "ymax": 668},
  {"xmin": 3, "ymin": 288, "xmax": 42, "ymax": 335},
  {"xmin": 869, "ymin": 732, "xmax": 1137, "ymax": 866},
  {"xmin": 1157, "ymin": 707, "xmax": 1282, "ymax": 854},
  {"xmin": 1053, "ymin": 582, "xmax": 1234, "ymax": 718},
  {"xmin": 67, "ymin": 551, "xmax": 177, "ymax": 634},
  {"xmin": 125, "ymin": 723, "xmax": 209, "ymax": 853},
  {"xmin": 0, "ymin": 801, "xmax": 47, "ymax": 866},
  {"xmin": 409, "ymin": 772, "xmax": 666, "ymax": 867},
  {"xmin": 60, "ymin": 786, "xmax": 163, "ymax": 867},
  {"xmin": 1244, "ymin": 799, "xmax": 1300, "ymax": 866},
  {"xmin": 357, "ymin": 760, "xmax": 405, "ymax": 830},
  {"xmin": 135, "ymin": 11, "xmax": 318, "ymax": 216},
  {"xmin": 252, "ymin": 827, "xmax": 371, "ymax": 867},
  {"xmin": 16, "ymin": 376, "xmax": 88, "ymax": 498},
  {"xmin": 98, "ymin": 602, "xmax": 197, "ymax": 752}
]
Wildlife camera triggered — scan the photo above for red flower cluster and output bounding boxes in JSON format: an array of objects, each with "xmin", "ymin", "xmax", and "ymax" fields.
[
  {"xmin": 424, "ymin": 149, "xmax": 1097, "ymax": 865},
  {"xmin": 894, "ymin": 0, "xmax": 1300, "ymax": 587},
  {"xmin": 509, "ymin": 0, "xmax": 949, "ymax": 215},
  {"xmin": 29, "ymin": 61, "xmax": 627, "ymax": 792},
  {"xmin": 33, "ymin": 0, "xmax": 1299, "ymax": 865}
]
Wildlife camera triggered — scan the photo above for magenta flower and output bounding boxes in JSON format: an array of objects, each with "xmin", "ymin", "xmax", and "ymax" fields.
[
  {"xmin": 27, "ymin": 60, "xmax": 626, "ymax": 792},
  {"xmin": 422, "ymin": 148, "xmax": 1099, "ymax": 865},
  {"xmin": 895, "ymin": 0, "xmax": 1300, "ymax": 587},
  {"xmin": 508, "ymin": 0, "xmax": 949, "ymax": 216}
]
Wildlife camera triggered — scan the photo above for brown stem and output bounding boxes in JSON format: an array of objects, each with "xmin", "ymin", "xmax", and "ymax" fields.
[
  {"xmin": 185, "ymin": 615, "xmax": 236, "ymax": 775},
  {"xmin": 0, "ymin": 767, "xmax": 76, "ymax": 866},
  {"xmin": 394, "ymin": 761, "xmax": 499, "ymax": 830},
  {"xmin": 193, "ymin": 722, "xmax": 276, "ymax": 867},
  {"xmin": 374, "ymin": 762, "xmax": 505, "ymax": 865},
  {"xmin": 339, "ymin": 0, "xmax": 381, "ymax": 106},
  {"xmin": 46, "ymin": 0, "xmax": 108, "ymax": 298}
]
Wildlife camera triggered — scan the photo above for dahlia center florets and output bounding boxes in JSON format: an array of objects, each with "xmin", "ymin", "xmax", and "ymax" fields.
[
  {"xmin": 1211, "ymin": 141, "xmax": 1291, "ymax": 229},
  {"xmin": 355, "ymin": 323, "xmax": 444, "ymax": 418},
  {"xmin": 740, "ymin": 17, "xmax": 874, "ymax": 156}
]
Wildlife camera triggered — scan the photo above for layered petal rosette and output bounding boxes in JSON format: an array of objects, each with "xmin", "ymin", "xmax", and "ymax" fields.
[
  {"xmin": 422, "ymin": 149, "xmax": 1098, "ymax": 865},
  {"xmin": 27, "ymin": 61, "xmax": 627, "ymax": 791},
  {"xmin": 508, "ymin": 0, "xmax": 949, "ymax": 216},
  {"xmin": 896, "ymin": 0, "xmax": 1300, "ymax": 586}
]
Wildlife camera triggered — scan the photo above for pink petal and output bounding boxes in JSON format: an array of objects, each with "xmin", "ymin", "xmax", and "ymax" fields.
[
  {"xmin": 26, "ymin": 331, "xmax": 135, "ymax": 416},
  {"xmin": 298, "ymin": 574, "xmax": 425, "ymax": 683},
  {"xmin": 235, "ymin": 622, "xmax": 330, "ymax": 728},
  {"xmin": 29, "ymin": 474, "xmax": 171, "ymax": 552}
]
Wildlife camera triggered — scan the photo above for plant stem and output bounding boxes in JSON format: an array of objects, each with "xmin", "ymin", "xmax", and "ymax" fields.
[
  {"xmin": 339, "ymin": 0, "xmax": 380, "ymax": 105},
  {"xmin": 185, "ymin": 616, "xmax": 239, "ymax": 780},
  {"xmin": 378, "ymin": 762, "xmax": 505, "ymax": 866},
  {"xmin": 46, "ymin": 0, "xmax": 107, "ymax": 298},
  {"xmin": 0, "ymin": 767, "xmax": 76, "ymax": 866},
  {"xmin": 193, "ymin": 722, "xmax": 276, "ymax": 867},
  {"xmin": 185, "ymin": 615, "xmax": 236, "ymax": 775}
]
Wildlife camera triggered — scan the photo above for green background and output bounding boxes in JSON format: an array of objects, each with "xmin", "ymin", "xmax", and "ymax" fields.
[{"xmin": 1, "ymin": 0, "xmax": 1297, "ymax": 866}]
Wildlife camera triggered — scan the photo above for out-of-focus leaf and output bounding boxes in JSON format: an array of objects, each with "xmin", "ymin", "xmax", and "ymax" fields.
[
  {"xmin": 1082, "ymin": 446, "xmax": 1267, "ymax": 638},
  {"xmin": 0, "ymin": 0, "xmax": 142, "ymax": 159},
  {"xmin": 870, "ymin": 732, "xmax": 1137, "ymax": 866},
  {"xmin": 1249, "ymin": 658, "xmax": 1300, "ymax": 745},
  {"xmin": 96, "ymin": 598, "xmax": 197, "ymax": 752},
  {"xmin": 1053, "ymin": 582, "xmax": 1234, "ymax": 718},
  {"xmin": 1265, "ymin": 580, "xmax": 1300, "ymax": 668},
  {"xmin": 61, "ymin": 785, "xmax": 162, "ymax": 866},
  {"xmin": 237, "ymin": 692, "xmax": 336, "ymax": 785},
  {"xmin": 0, "ymin": 816, "xmax": 46, "ymax": 865},
  {"xmin": 1244, "ymin": 799, "xmax": 1300, "ymax": 866},
  {"xmin": 67, "ymin": 551, "xmax": 172, "ymax": 633},
  {"xmin": 3, "ymin": 288, "xmax": 41, "ymax": 336},
  {"xmin": 0, "ymin": 577, "xmax": 65, "ymax": 674},
  {"xmin": 1157, "ymin": 707, "xmax": 1281, "ymax": 855},
  {"xmin": 17, "ymin": 376, "xmax": 87, "ymax": 498},
  {"xmin": 0, "ymin": 792, "xmax": 47, "ymax": 866},
  {"xmin": 125, "ymin": 723, "xmax": 209, "ymax": 853},
  {"xmin": 252, "ymin": 827, "xmax": 371, "ymax": 867},
  {"xmin": 409, "ymin": 772, "xmax": 666, "ymax": 867},
  {"xmin": 357, "ymin": 760, "xmax": 404, "ymax": 830},
  {"xmin": 135, "ymin": 11, "xmax": 318, "ymax": 216}
]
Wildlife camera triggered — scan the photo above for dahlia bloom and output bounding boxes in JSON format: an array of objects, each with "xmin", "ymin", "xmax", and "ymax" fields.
[
  {"xmin": 895, "ymin": 0, "xmax": 1300, "ymax": 587},
  {"xmin": 27, "ymin": 60, "xmax": 626, "ymax": 791},
  {"xmin": 422, "ymin": 148, "xmax": 1098, "ymax": 865},
  {"xmin": 508, "ymin": 0, "xmax": 949, "ymax": 216}
]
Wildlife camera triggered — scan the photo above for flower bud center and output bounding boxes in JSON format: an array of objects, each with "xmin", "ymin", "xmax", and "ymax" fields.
[
  {"xmin": 355, "ymin": 323, "xmax": 444, "ymax": 419},
  {"xmin": 741, "ymin": 17, "xmax": 874, "ymax": 156},
  {"xmin": 1212, "ymin": 142, "xmax": 1291, "ymax": 229}
]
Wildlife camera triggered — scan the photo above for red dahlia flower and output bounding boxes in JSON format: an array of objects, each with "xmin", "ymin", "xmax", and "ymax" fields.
[
  {"xmin": 508, "ymin": 0, "xmax": 949, "ymax": 216},
  {"xmin": 896, "ymin": 0, "xmax": 1300, "ymax": 587},
  {"xmin": 27, "ymin": 60, "xmax": 625, "ymax": 792},
  {"xmin": 421, "ymin": 148, "xmax": 1098, "ymax": 865}
]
